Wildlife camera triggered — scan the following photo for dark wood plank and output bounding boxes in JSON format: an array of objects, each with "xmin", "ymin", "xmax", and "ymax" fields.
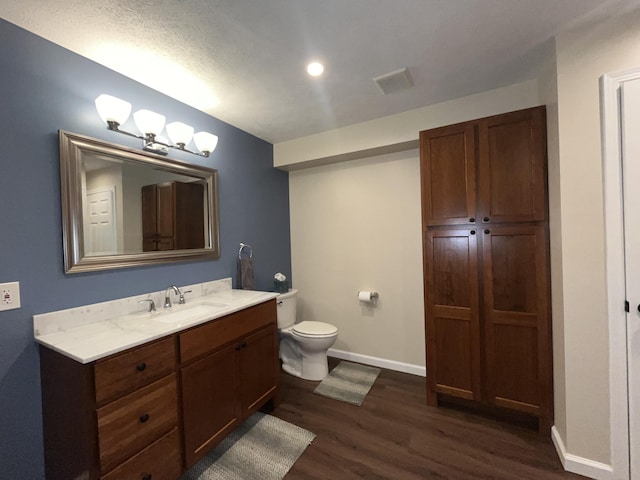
[{"xmin": 273, "ymin": 358, "xmax": 584, "ymax": 480}]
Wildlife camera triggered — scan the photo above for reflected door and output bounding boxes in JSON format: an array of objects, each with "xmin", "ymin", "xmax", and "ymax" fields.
[{"xmin": 85, "ymin": 188, "xmax": 117, "ymax": 255}]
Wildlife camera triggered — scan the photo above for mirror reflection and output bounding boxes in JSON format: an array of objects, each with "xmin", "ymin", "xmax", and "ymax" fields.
[{"xmin": 60, "ymin": 130, "xmax": 220, "ymax": 273}]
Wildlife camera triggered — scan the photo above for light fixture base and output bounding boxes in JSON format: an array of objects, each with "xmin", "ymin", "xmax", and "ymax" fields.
[{"xmin": 143, "ymin": 140, "xmax": 169, "ymax": 155}]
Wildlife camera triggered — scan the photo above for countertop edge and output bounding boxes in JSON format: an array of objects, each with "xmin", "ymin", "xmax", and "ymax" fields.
[{"xmin": 35, "ymin": 291, "xmax": 280, "ymax": 364}]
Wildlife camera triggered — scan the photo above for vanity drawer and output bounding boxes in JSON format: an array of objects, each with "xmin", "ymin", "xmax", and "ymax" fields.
[
  {"xmin": 97, "ymin": 374, "xmax": 178, "ymax": 473},
  {"xmin": 100, "ymin": 428, "xmax": 181, "ymax": 480},
  {"xmin": 179, "ymin": 300, "xmax": 276, "ymax": 364},
  {"xmin": 95, "ymin": 337, "xmax": 176, "ymax": 405}
]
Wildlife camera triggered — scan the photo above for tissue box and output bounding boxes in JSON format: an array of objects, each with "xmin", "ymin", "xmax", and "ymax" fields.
[{"xmin": 273, "ymin": 279, "xmax": 289, "ymax": 294}]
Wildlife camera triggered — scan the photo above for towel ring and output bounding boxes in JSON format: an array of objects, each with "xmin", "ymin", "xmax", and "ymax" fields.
[{"xmin": 238, "ymin": 242, "xmax": 253, "ymax": 260}]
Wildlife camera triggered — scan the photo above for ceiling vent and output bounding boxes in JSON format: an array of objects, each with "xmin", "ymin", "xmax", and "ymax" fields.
[{"xmin": 373, "ymin": 67, "xmax": 414, "ymax": 95}]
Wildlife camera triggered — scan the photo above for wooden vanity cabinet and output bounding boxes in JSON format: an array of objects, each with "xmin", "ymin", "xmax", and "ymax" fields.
[
  {"xmin": 420, "ymin": 106, "xmax": 553, "ymax": 432},
  {"xmin": 39, "ymin": 336, "xmax": 181, "ymax": 480},
  {"xmin": 39, "ymin": 299, "xmax": 280, "ymax": 479},
  {"xmin": 179, "ymin": 300, "xmax": 279, "ymax": 468}
]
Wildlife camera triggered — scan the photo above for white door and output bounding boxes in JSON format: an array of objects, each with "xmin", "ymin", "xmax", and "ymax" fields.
[
  {"xmin": 621, "ymin": 77, "xmax": 640, "ymax": 479},
  {"xmin": 85, "ymin": 188, "xmax": 117, "ymax": 255}
]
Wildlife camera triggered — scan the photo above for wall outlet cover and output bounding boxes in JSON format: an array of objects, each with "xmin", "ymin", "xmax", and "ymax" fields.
[{"xmin": 0, "ymin": 282, "xmax": 21, "ymax": 311}]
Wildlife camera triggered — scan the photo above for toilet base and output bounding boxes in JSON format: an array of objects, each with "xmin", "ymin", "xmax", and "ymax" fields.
[
  {"xmin": 279, "ymin": 328, "xmax": 337, "ymax": 381},
  {"xmin": 281, "ymin": 352, "xmax": 330, "ymax": 381}
]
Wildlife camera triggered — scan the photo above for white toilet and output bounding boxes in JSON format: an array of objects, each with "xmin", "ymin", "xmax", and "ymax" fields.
[{"xmin": 277, "ymin": 289, "xmax": 338, "ymax": 381}]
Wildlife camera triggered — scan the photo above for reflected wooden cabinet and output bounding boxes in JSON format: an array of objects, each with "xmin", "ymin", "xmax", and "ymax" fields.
[
  {"xmin": 142, "ymin": 181, "xmax": 205, "ymax": 251},
  {"xmin": 421, "ymin": 106, "xmax": 552, "ymax": 433}
]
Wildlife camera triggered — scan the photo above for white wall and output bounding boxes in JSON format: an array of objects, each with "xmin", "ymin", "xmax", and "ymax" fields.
[
  {"xmin": 537, "ymin": 42, "xmax": 569, "ymax": 450},
  {"xmin": 284, "ymin": 81, "xmax": 542, "ymax": 373},
  {"xmin": 289, "ymin": 150, "xmax": 425, "ymax": 371},
  {"xmin": 275, "ymin": 80, "xmax": 540, "ymax": 169},
  {"xmin": 552, "ymin": 8, "xmax": 640, "ymax": 470}
]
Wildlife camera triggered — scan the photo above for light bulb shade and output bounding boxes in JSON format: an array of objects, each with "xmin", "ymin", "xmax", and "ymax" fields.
[
  {"xmin": 95, "ymin": 94, "xmax": 131, "ymax": 125},
  {"xmin": 133, "ymin": 109, "xmax": 166, "ymax": 136},
  {"xmin": 166, "ymin": 121, "xmax": 194, "ymax": 146},
  {"xmin": 193, "ymin": 131, "xmax": 219, "ymax": 153}
]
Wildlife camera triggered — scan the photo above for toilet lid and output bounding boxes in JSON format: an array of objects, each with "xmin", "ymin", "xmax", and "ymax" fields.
[{"xmin": 293, "ymin": 321, "xmax": 337, "ymax": 336}]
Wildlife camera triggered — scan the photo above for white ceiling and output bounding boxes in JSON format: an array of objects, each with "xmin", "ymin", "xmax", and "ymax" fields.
[{"xmin": 1, "ymin": 0, "xmax": 639, "ymax": 144}]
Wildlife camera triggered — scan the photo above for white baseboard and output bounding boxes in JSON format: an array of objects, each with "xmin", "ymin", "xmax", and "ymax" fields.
[
  {"xmin": 327, "ymin": 348, "xmax": 426, "ymax": 377},
  {"xmin": 551, "ymin": 426, "xmax": 614, "ymax": 480}
]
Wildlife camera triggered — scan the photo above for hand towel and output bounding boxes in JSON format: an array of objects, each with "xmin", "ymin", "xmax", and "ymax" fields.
[{"xmin": 237, "ymin": 257, "xmax": 255, "ymax": 290}]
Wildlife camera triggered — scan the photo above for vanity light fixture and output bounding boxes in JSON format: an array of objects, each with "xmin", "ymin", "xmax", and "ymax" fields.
[{"xmin": 94, "ymin": 94, "xmax": 219, "ymax": 157}]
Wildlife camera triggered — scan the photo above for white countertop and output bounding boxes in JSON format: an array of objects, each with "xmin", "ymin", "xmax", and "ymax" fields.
[{"xmin": 34, "ymin": 285, "xmax": 279, "ymax": 364}]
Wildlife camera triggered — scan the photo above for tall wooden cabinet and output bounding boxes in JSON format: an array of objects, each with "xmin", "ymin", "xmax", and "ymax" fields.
[
  {"xmin": 142, "ymin": 181, "xmax": 205, "ymax": 251},
  {"xmin": 420, "ymin": 106, "xmax": 552, "ymax": 432}
]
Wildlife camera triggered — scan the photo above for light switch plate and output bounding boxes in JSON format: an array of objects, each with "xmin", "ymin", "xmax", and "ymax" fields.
[{"xmin": 0, "ymin": 282, "xmax": 21, "ymax": 311}]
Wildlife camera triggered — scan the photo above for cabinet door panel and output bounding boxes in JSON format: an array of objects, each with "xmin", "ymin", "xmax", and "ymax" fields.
[
  {"xmin": 239, "ymin": 325, "xmax": 278, "ymax": 415},
  {"xmin": 482, "ymin": 225, "xmax": 551, "ymax": 418},
  {"xmin": 181, "ymin": 344, "xmax": 239, "ymax": 468},
  {"xmin": 141, "ymin": 185, "xmax": 158, "ymax": 251},
  {"xmin": 174, "ymin": 182, "xmax": 205, "ymax": 249},
  {"xmin": 420, "ymin": 123, "xmax": 477, "ymax": 226},
  {"xmin": 478, "ymin": 106, "xmax": 547, "ymax": 223},
  {"xmin": 425, "ymin": 229, "xmax": 481, "ymax": 402}
]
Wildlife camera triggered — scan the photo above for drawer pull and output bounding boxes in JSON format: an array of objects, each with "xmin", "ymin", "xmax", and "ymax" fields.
[
  {"xmin": 136, "ymin": 362, "xmax": 147, "ymax": 372},
  {"xmin": 142, "ymin": 474, "xmax": 152, "ymax": 480},
  {"xmin": 139, "ymin": 413, "xmax": 150, "ymax": 423}
]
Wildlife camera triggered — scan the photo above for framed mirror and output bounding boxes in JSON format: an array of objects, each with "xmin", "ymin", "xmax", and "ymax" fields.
[{"xmin": 59, "ymin": 130, "xmax": 220, "ymax": 274}]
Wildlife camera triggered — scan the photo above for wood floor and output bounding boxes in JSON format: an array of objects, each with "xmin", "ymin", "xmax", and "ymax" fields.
[{"xmin": 271, "ymin": 358, "xmax": 585, "ymax": 480}]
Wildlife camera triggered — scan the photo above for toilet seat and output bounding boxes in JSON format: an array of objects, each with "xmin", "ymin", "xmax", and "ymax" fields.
[{"xmin": 292, "ymin": 321, "xmax": 337, "ymax": 338}]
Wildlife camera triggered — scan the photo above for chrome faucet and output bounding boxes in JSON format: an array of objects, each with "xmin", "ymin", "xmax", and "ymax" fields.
[
  {"xmin": 164, "ymin": 285, "xmax": 182, "ymax": 308},
  {"xmin": 138, "ymin": 299, "xmax": 156, "ymax": 312}
]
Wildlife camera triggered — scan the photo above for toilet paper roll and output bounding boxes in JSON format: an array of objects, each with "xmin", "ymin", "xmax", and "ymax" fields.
[{"xmin": 358, "ymin": 291, "xmax": 375, "ymax": 302}]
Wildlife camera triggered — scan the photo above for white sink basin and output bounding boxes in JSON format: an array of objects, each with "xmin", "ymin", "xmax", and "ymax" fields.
[{"xmin": 147, "ymin": 301, "xmax": 230, "ymax": 324}]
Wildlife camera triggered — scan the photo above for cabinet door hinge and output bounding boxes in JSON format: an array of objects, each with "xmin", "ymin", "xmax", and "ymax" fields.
[{"xmin": 625, "ymin": 300, "xmax": 630, "ymax": 313}]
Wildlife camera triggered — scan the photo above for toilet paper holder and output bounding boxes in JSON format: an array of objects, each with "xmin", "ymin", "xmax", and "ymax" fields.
[{"xmin": 357, "ymin": 291, "xmax": 379, "ymax": 302}]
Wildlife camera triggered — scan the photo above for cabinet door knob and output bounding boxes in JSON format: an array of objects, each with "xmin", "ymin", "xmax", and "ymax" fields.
[
  {"xmin": 142, "ymin": 474, "xmax": 152, "ymax": 480},
  {"xmin": 469, "ymin": 217, "xmax": 475, "ymax": 223},
  {"xmin": 483, "ymin": 217, "xmax": 490, "ymax": 222},
  {"xmin": 484, "ymin": 229, "xmax": 491, "ymax": 234},
  {"xmin": 235, "ymin": 344, "xmax": 242, "ymax": 351},
  {"xmin": 470, "ymin": 230, "xmax": 476, "ymax": 235},
  {"xmin": 139, "ymin": 413, "xmax": 150, "ymax": 423},
  {"xmin": 136, "ymin": 362, "xmax": 147, "ymax": 372}
]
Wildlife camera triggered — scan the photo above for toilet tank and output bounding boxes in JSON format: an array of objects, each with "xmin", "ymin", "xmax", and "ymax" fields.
[{"xmin": 276, "ymin": 289, "xmax": 298, "ymax": 329}]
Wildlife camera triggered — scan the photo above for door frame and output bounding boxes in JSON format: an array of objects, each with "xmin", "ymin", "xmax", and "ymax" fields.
[{"xmin": 600, "ymin": 66, "xmax": 640, "ymax": 480}]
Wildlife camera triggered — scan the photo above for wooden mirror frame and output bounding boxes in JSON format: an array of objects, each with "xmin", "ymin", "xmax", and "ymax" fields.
[{"xmin": 59, "ymin": 130, "xmax": 220, "ymax": 274}]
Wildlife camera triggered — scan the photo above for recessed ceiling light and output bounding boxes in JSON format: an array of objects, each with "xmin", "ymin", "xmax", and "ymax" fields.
[{"xmin": 306, "ymin": 62, "xmax": 324, "ymax": 77}]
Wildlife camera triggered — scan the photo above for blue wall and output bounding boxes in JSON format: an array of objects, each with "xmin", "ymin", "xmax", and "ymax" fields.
[{"xmin": 0, "ymin": 19, "xmax": 291, "ymax": 478}]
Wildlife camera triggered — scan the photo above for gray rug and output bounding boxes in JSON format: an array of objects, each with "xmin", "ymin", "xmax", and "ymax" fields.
[
  {"xmin": 181, "ymin": 412, "xmax": 315, "ymax": 480},
  {"xmin": 313, "ymin": 361, "xmax": 381, "ymax": 406}
]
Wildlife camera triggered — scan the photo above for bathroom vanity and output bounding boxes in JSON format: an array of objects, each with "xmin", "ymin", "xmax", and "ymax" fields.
[{"xmin": 35, "ymin": 282, "xmax": 280, "ymax": 480}]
